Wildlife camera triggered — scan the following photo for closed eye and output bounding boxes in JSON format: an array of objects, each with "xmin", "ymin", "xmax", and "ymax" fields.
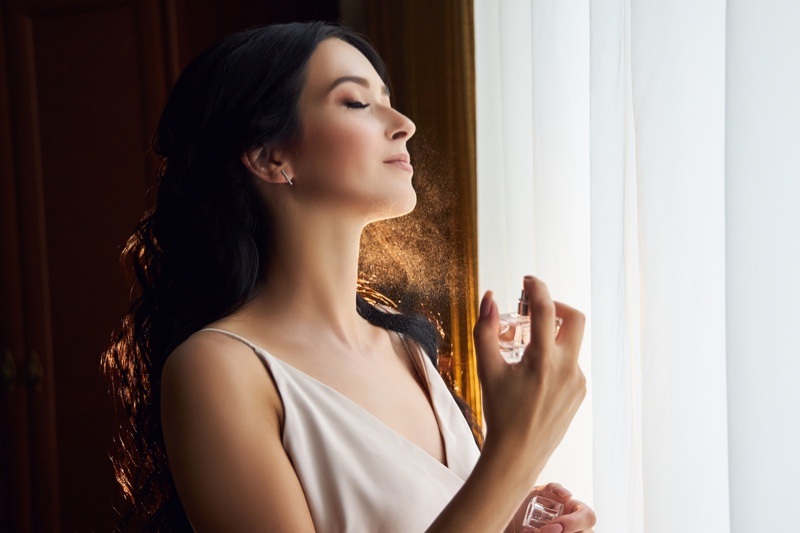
[{"xmin": 344, "ymin": 101, "xmax": 370, "ymax": 109}]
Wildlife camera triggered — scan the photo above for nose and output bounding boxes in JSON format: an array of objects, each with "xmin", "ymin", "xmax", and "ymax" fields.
[{"xmin": 387, "ymin": 108, "xmax": 416, "ymax": 141}]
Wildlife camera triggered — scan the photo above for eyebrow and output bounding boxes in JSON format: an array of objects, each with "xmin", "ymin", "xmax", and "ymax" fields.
[{"xmin": 327, "ymin": 75, "xmax": 390, "ymax": 97}]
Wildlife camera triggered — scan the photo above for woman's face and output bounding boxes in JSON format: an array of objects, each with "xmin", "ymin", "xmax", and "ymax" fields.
[{"xmin": 288, "ymin": 38, "xmax": 417, "ymax": 221}]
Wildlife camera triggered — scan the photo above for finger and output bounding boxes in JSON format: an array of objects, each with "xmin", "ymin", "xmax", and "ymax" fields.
[
  {"xmin": 538, "ymin": 482, "xmax": 572, "ymax": 504},
  {"xmin": 538, "ymin": 524, "xmax": 563, "ymax": 533},
  {"xmin": 553, "ymin": 301, "xmax": 586, "ymax": 359},
  {"xmin": 473, "ymin": 291, "xmax": 503, "ymax": 382},
  {"xmin": 547, "ymin": 500, "xmax": 596, "ymax": 533},
  {"xmin": 521, "ymin": 276, "xmax": 556, "ymax": 366}
]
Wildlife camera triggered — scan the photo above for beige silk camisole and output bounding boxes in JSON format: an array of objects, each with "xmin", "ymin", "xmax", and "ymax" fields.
[{"xmin": 199, "ymin": 328, "xmax": 481, "ymax": 533}]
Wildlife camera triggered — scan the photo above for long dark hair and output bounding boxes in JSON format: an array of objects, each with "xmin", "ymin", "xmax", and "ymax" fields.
[{"xmin": 103, "ymin": 21, "xmax": 475, "ymax": 531}]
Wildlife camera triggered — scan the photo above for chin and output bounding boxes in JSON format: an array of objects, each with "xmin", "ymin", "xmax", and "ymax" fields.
[{"xmin": 370, "ymin": 188, "xmax": 417, "ymax": 221}]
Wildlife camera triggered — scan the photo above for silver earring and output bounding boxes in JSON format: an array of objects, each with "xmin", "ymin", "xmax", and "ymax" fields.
[{"xmin": 280, "ymin": 168, "xmax": 294, "ymax": 186}]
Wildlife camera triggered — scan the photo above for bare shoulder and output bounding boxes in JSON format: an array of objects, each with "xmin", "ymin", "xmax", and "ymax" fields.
[
  {"xmin": 163, "ymin": 330, "xmax": 273, "ymax": 397},
  {"xmin": 162, "ymin": 330, "xmax": 283, "ymax": 431},
  {"xmin": 161, "ymin": 330, "xmax": 313, "ymax": 531}
]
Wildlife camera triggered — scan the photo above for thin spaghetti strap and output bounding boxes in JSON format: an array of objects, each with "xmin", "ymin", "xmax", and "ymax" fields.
[{"xmin": 198, "ymin": 327, "xmax": 264, "ymax": 355}]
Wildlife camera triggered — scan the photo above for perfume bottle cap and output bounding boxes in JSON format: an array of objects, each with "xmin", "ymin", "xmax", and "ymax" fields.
[{"xmin": 517, "ymin": 290, "xmax": 529, "ymax": 315}]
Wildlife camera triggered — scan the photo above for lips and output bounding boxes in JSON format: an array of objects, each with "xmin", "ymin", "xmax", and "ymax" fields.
[{"xmin": 384, "ymin": 153, "xmax": 413, "ymax": 173}]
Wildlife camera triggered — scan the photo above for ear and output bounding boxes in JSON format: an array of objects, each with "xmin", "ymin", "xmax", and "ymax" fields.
[{"xmin": 240, "ymin": 145, "xmax": 294, "ymax": 185}]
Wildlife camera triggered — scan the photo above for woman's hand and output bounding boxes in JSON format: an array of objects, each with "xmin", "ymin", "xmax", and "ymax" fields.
[
  {"xmin": 426, "ymin": 277, "xmax": 586, "ymax": 532},
  {"xmin": 474, "ymin": 276, "xmax": 587, "ymax": 489},
  {"xmin": 506, "ymin": 483, "xmax": 596, "ymax": 533}
]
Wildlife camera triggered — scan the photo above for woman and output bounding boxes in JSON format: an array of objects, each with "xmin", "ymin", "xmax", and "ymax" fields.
[{"xmin": 104, "ymin": 21, "xmax": 595, "ymax": 532}]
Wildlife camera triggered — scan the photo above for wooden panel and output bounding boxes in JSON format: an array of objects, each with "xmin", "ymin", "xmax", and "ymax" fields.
[
  {"xmin": 15, "ymin": 0, "xmax": 128, "ymax": 15},
  {"xmin": 4, "ymin": 5, "xmax": 62, "ymax": 531},
  {"xmin": 168, "ymin": 0, "xmax": 340, "ymax": 74},
  {"xmin": 28, "ymin": 4, "xmax": 154, "ymax": 530},
  {"xmin": 0, "ymin": 4, "xmax": 35, "ymax": 531}
]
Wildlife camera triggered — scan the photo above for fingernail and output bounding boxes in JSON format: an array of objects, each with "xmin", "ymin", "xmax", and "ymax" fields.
[
  {"xmin": 480, "ymin": 292, "xmax": 493, "ymax": 318},
  {"xmin": 539, "ymin": 524, "xmax": 563, "ymax": 533},
  {"xmin": 553, "ymin": 486, "xmax": 571, "ymax": 498}
]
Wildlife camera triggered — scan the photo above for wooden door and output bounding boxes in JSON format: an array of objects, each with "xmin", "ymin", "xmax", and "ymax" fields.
[{"xmin": 1, "ymin": 0, "xmax": 168, "ymax": 530}]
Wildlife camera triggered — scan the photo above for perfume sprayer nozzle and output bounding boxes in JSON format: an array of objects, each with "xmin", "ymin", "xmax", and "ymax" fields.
[{"xmin": 517, "ymin": 290, "xmax": 529, "ymax": 315}]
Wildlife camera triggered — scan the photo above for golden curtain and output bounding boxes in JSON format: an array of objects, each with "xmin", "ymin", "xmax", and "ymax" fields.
[{"xmin": 356, "ymin": 0, "xmax": 481, "ymax": 420}]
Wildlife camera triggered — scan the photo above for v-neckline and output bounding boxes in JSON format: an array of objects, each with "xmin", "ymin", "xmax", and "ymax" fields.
[{"xmin": 200, "ymin": 328, "xmax": 453, "ymax": 471}]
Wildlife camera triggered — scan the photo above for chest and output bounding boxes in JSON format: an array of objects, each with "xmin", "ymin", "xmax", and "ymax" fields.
[
  {"xmin": 272, "ymin": 356, "xmax": 470, "ymax": 533},
  {"xmin": 278, "ymin": 340, "xmax": 447, "ymax": 466}
]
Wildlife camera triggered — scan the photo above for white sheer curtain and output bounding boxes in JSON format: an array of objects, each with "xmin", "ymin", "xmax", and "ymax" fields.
[{"xmin": 475, "ymin": 1, "xmax": 800, "ymax": 532}]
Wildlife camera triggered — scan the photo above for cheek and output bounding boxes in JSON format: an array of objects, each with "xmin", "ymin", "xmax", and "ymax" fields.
[{"xmin": 300, "ymin": 120, "xmax": 377, "ymax": 176}]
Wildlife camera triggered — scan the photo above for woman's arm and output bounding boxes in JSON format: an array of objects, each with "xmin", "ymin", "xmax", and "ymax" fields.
[
  {"xmin": 427, "ymin": 276, "xmax": 587, "ymax": 532},
  {"xmin": 161, "ymin": 332, "xmax": 316, "ymax": 531}
]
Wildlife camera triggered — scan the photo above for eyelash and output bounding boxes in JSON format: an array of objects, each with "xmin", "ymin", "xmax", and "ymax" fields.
[{"xmin": 344, "ymin": 100, "xmax": 370, "ymax": 109}]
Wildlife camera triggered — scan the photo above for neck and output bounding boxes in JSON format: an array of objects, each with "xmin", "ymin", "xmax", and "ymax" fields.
[{"xmin": 247, "ymin": 208, "xmax": 373, "ymax": 349}]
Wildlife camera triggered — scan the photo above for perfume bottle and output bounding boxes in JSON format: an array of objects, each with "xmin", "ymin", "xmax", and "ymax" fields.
[
  {"xmin": 498, "ymin": 290, "xmax": 530, "ymax": 363},
  {"xmin": 522, "ymin": 495, "xmax": 564, "ymax": 530}
]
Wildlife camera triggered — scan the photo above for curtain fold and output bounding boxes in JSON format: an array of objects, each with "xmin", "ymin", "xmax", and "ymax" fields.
[
  {"xmin": 725, "ymin": 2, "xmax": 800, "ymax": 530},
  {"xmin": 589, "ymin": 1, "xmax": 643, "ymax": 530},
  {"xmin": 475, "ymin": 0, "xmax": 594, "ymax": 501},
  {"xmin": 476, "ymin": 0, "xmax": 800, "ymax": 531},
  {"xmin": 629, "ymin": 2, "xmax": 730, "ymax": 531}
]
